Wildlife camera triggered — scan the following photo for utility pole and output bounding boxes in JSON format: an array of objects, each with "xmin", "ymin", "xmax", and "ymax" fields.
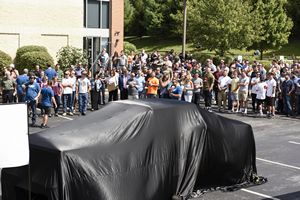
[{"xmin": 182, "ymin": 0, "xmax": 187, "ymax": 60}]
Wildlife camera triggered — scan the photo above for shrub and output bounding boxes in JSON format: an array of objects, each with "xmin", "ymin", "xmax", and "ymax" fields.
[
  {"xmin": 191, "ymin": 52, "xmax": 212, "ymax": 65},
  {"xmin": 124, "ymin": 41, "xmax": 137, "ymax": 55},
  {"xmin": 15, "ymin": 45, "xmax": 48, "ymax": 69},
  {"xmin": 19, "ymin": 51, "xmax": 54, "ymax": 71},
  {"xmin": 0, "ymin": 50, "xmax": 12, "ymax": 72},
  {"xmin": 56, "ymin": 46, "xmax": 88, "ymax": 70}
]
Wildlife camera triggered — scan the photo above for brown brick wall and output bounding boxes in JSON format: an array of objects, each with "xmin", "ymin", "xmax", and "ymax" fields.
[{"xmin": 110, "ymin": 0, "xmax": 124, "ymax": 55}]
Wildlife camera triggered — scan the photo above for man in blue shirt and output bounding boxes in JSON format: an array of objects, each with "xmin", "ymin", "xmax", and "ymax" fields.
[
  {"xmin": 16, "ymin": 69, "xmax": 29, "ymax": 102},
  {"xmin": 41, "ymin": 81, "xmax": 57, "ymax": 128},
  {"xmin": 45, "ymin": 64, "xmax": 57, "ymax": 81},
  {"xmin": 281, "ymin": 74, "xmax": 295, "ymax": 117},
  {"xmin": 169, "ymin": 80, "xmax": 183, "ymax": 100},
  {"xmin": 135, "ymin": 70, "xmax": 146, "ymax": 99},
  {"xmin": 24, "ymin": 74, "xmax": 40, "ymax": 126}
]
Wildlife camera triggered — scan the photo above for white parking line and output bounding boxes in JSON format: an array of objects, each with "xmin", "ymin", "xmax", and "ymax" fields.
[
  {"xmin": 58, "ymin": 115, "xmax": 73, "ymax": 121},
  {"xmin": 241, "ymin": 189, "xmax": 280, "ymax": 200},
  {"xmin": 241, "ymin": 189, "xmax": 279, "ymax": 200},
  {"xmin": 288, "ymin": 141, "xmax": 300, "ymax": 145},
  {"xmin": 257, "ymin": 158, "xmax": 300, "ymax": 170}
]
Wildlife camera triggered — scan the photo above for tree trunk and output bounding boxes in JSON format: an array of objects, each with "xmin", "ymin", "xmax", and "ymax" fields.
[{"xmin": 260, "ymin": 49, "xmax": 263, "ymax": 60}]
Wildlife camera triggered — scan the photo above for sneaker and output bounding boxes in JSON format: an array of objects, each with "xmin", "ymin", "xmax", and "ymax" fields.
[
  {"xmin": 68, "ymin": 112, "xmax": 73, "ymax": 116},
  {"xmin": 208, "ymin": 108, "xmax": 213, "ymax": 113},
  {"xmin": 62, "ymin": 113, "xmax": 67, "ymax": 116},
  {"xmin": 54, "ymin": 113, "xmax": 59, "ymax": 117},
  {"xmin": 41, "ymin": 124, "xmax": 50, "ymax": 128},
  {"xmin": 30, "ymin": 123, "xmax": 36, "ymax": 127}
]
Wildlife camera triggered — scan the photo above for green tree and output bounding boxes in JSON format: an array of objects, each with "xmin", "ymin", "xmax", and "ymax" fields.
[
  {"xmin": 0, "ymin": 50, "xmax": 12, "ymax": 72},
  {"xmin": 186, "ymin": 0, "xmax": 255, "ymax": 56},
  {"xmin": 128, "ymin": 0, "xmax": 181, "ymax": 37},
  {"xmin": 286, "ymin": 0, "xmax": 300, "ymax": 39},
  {"xmin": 249, "ymin": 0, "xmax": 293, "ymax": 59},
  {"xmin": 124, "ymin": 0, "xmax": 135, "ymax": 35},
  {"xmin": 130, "ymin": 0, "xmax": 146, "ymax": 36},
  {"xmin": 56, "ymin": 46, "xmax": 88, "ymax": 70}
]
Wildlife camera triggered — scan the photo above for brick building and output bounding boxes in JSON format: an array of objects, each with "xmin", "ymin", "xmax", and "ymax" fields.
[{"xmin": 0, "ymin": 0, "xmax": 124, "ymax": 65}]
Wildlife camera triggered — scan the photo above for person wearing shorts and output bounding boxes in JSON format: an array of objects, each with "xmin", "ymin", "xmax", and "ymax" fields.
[
  {"xmin": 41, "ymin": 80, "xmax": 57, "ymax": 128},
  {"xmin": 230, "ymin": 70, "xmax": 239, "ymax": 112},
  {"xmin": 238, "ymin": 71, "xmax": 250, "ymax": 115},
  {"xmin": 266, "ymin": 72, "xmax": 277, "ymax": 117},
  {"xmin": 256, "ymin": 78, "xmax": 267, "ymax": 117}
]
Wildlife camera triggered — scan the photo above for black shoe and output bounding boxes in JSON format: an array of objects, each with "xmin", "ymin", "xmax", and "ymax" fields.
[
  {"xmin": 48, "ymin": 114, "xmax": 52, "ymax": 118},
  {"xmin": 30, "ymin": 123, "xmax": 36, "ymax": 127},
  {"xmin": 41, "ymin": 124, "xmax": 50, "ymax": 129},
  {"xmin": 81, "ymin": 112, "xmax": 86, "ymax": 116}
]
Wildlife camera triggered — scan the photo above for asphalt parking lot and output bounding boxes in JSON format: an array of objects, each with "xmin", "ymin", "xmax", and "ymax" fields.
[
  {"xmin": 194, "ymin": 110, "xmax": 300, "ymax": 200},
  {"xmin": 1, "ymin": 101, "xmax": 300, "ymax": 200}
]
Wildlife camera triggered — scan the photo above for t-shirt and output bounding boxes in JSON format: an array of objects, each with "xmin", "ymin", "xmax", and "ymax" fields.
[
  {"xmin": 218, "ymin": 76, "xmax": 231, "ymax": 92},
  {"xmin": 62, "ymin": 77, "xmax": 73, "ymax": 94},
  {"xmin": 256, "ymin": 82, "xmax": 267, "ymax": 100},
  {"xmin": 192, "ymin": 77, "xmax": 203, "ymax": 93},
  {"xmin": 230, "ymin": 77, "xmax": 239, "ymax": 94},
  {"xmin": 25, "ymin": 82, "xmax": 40, "ymax": 101},
  {"xmin": 0, "ymin": 77, "xmax": 15, "ymax": 90},
  {"xmin": 78, "ymin": 78, "xmax": 91, "ymax": 94},
  {"xmin": 171, "ymin": 86, "xmax": 183, "ymax": 100},
  {"xmin": 147, "ymin": 77, "xmax": 159, "ymax": 95},
  {"xmin": 136, "ymin": 76, "xmax": 145, "ymax": 92},
  {"xmin": 266, "ymin": 78, "xmax": 276, "ymax": 97},
  {"xmin": 239, "ymin": 76, "xmax": 249, "ymax": 91},
  {"xmin": 45, "ymin": 67, "xmax": 57, "ymax": 81},
  {"xmin": 203, "ymin": 72, "xmax": 215, "ymax": 91},
  {"xmin": 16, "ymin": 74, "xmax": 29, "ymax": 94},
  {"xmin": 41, "ymin": 87, "xmax": 54, "ymax": 107},
  {"xmin": 127, "ymin": 78, "xmax": 139, "ymax": 95},
  {"xmin": 251, "ymin": 77, "xmax": 259, "ymax": 94}
]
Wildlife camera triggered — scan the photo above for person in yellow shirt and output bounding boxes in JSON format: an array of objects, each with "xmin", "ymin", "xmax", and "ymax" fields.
[
  {"xmin": 230, "ymin": 70, "xmax": 240, "ymax": 112},
  {"xmin": 147, "ymin": 72, "xmax": 159, "ymax": 98}
]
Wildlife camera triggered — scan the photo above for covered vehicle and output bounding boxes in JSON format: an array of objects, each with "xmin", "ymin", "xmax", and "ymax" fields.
[{"xmin": 1, "ymin": 99, "xmax": 261, "ymax": 200}]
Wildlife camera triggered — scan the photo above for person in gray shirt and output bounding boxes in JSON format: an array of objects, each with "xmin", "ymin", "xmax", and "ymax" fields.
[
  {"xmin": 127, "ymin": 72, "xmax": 139, "ymax": 100},
  {"xmin": 192, "ymin": 73, "xmax": 203, "ymax": 106}
]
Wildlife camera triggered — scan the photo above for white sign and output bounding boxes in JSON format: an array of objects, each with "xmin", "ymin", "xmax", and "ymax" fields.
[
  {"xmin": 0, "ymin": 104, "xmax": 29, "ymax": 168},
  {"xmin": 279, "ymin": 56, "xmax": 285, "ymax": 61},
  {"xmin": 238, "ymin": 55, "xmax": 243, "ymax": 63}
]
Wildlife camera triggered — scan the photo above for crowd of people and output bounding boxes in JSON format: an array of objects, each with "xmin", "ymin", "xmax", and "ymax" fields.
[{"xmin": 1, "ymin": 48, "xmax": 300, "ymax": 128}]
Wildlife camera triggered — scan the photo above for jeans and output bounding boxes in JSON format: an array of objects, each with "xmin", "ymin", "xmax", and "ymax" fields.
[
  {"xmin": 17, "ymin": 93, "xmax": 26, "ymax": 103},
  {"xmin": 54, "ymin": 95, "xmax": 61, "ymax": 114},
  {"xmin": 70, "ymin": 91, "xmax": 76, "ymax": 109},
  {"xmin": 297, "ymin": 94, "xmax": 300, "ymax": 115},
  {"xmin": 203, "ymin": 90, "xmax": 212, "ymax": 107},
  {"xmin": 79, "ymin": 93, "xmax": 88, "ymax": 114},
  {"xmin": 283, "ymin": 95, "xmax": 292, "ymax": 115},
  {"xmin": 28, "ymin": 100, "xmax": 37, "ymax": 124},
  {"xmin": 63, "ymin": 93, "xmax": 73, "ymax": 113},
  {"xmin": 2, "ymin": 90, "xmax": 14, "ymax": 103}
]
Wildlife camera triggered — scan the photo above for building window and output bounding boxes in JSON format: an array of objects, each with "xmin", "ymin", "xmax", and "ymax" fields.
[
  {"xmin": 84, "ymin": 0, "xmax": 110, "ymax": 29},
  {"xmin": 101, "ymin": 1, "xmax": 110, "ymax": 29},
  {"xmin": 101, "ymin": 37, "xmax": 109, "ymax": 53}
]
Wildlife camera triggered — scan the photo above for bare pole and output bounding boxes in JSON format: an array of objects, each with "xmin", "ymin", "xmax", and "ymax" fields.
[{"xmin": 182, "ymin": 0, "xmax": 187, "ymax": 60}]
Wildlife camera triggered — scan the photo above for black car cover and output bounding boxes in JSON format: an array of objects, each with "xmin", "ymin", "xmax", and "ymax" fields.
[{"xmin": 1, "ymin": 99, "xmax": 262, "ymax": 200}]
